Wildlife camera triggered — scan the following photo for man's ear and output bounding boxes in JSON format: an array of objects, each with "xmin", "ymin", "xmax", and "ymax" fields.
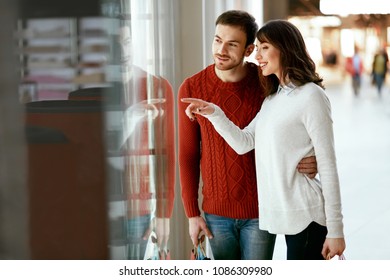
[{"xmin": 245, "ymin": 44, "xmax": 255, "ymax": 57}]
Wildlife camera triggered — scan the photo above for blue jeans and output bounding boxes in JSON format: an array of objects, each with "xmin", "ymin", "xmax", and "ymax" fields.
[
  {"xmin": 204, "ymin": 213, "xmax": 276, "ymax": 260},
  {"xmin": 127, "ymin": 214, "xmax": 151, "ymax": 260},
  {"xmin": 374, "ymin": 73, "xmax": 385, "ymax": 94},
  {"xmin": 352, "ymin": 74, "xmax": 361, "ymax": 95}
]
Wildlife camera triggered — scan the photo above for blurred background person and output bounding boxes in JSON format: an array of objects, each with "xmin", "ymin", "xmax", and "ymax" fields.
[
  {"xmin": 371, "ymin": 47, "xmax": 389, "ymax": 96},
  {"xmin": 345, "ymin": 45, "xmax": 364, "ymax": 96}
]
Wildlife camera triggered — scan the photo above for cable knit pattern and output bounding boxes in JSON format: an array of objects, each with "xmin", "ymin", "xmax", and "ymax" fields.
[{"xmin": 178, "ymin": 63, "xmax": 265, "ymax": 219}]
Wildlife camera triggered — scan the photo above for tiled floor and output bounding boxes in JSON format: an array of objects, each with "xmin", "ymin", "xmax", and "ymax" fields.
[{"xmin": 272, "ymin": 67, "xmax": 390, "ymax": 260}]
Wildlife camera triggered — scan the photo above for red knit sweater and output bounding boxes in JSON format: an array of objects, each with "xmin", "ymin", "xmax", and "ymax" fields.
[{"xmin": 178, "ymin": 63, "xmax": 265, "ymax": 219}]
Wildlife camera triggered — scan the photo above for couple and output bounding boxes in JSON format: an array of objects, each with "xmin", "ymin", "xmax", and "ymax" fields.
[{"xmin": 178, "ymin": 10, "xmax": 345, "ymax": 260}]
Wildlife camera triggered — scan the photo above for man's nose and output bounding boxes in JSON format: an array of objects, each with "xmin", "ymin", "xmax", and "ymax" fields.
[{"xmin": 218, "ymin": 43, "xmax": 228, "ymax": 54}]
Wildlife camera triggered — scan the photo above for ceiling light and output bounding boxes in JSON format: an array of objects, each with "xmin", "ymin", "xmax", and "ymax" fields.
[{"xmin": 320, "ymin": 0, "xmax": 390, "ymax": 15}]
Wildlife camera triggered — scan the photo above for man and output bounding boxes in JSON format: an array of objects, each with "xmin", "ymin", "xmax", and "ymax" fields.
[{"xmin": 178, "ymin": 10, "xmax": 317, "ymax": 260}]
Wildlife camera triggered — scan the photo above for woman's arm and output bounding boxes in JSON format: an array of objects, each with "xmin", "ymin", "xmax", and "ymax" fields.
[
  {"xmin": 181, "ymin": 97, "xmax": 318, "ymax": 176},
  {"xmin": 302, "ymin": 89, "xmax": 344, "ymax": 239},
  {"xmin": 181, "ymin": 98, "xmax": 257, "ymax": 154}
]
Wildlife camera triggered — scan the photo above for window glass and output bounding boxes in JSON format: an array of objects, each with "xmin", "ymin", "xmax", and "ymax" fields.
[{"xmin": 102, "ymin": 0, "xmax": 176, "ymax": 260}]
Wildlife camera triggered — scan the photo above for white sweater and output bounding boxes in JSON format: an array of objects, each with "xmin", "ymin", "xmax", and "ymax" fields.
[{"xmin": 205, "ymin": 82, "xmax": 344, "ymax": 238}]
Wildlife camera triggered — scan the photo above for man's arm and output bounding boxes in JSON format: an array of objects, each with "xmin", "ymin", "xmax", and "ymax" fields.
[
  {"xmin": 178, "ymin": 80, "xmax": 214, "ymax": 245},
  {"xmin": 178, "ymin": 80, "xmax": 202, "ymax": 217}
]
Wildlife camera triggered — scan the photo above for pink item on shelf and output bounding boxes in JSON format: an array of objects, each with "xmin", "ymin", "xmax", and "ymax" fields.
[
  {"xmin": 38, "ymin": 90, "xmax": 70, "ymax": 101},
  {"xmin": 24, "ymin": 75, "xmax": 70, "ymax": 84}
]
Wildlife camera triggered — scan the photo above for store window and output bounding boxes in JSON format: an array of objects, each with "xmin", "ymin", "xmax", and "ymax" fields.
[
  {"xmin": 9, "ymin": 0, "xmax": 176, "ymax": 260},
  {"xmin": 101, "ymin": 0, "xmax": 176, "ymax": 260}
]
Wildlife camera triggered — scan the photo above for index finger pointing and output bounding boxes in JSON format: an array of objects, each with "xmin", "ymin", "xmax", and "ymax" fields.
[{"xmin": 181, "ymin": 98, "xmax": 205, "ymax": 105}]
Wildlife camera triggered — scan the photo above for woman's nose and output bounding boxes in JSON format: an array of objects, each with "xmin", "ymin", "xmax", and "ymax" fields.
[{"xmin": 255, "ymin": 49, "xmax": 261, "ymax": 60}]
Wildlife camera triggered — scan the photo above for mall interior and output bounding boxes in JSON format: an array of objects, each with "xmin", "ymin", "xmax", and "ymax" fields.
[{"xmin": 0, "ymin": 0, "xmax": 389, "ymax": 260}]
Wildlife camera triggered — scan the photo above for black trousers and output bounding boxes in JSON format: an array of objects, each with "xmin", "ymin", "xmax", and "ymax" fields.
[{"xmin": 285, "ymin": 222, "xmax": 327, "ymax": 260}]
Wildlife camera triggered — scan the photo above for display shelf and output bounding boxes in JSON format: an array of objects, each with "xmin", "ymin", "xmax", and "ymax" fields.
[{"xmin": 17, "ymin": 16, "xmax": 112, "ymax": 100}]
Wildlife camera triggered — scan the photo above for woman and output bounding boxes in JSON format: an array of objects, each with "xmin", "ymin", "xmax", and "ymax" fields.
[{"xmin": 182, "ymin": 19, "xmax": 346, "ymax": 260}]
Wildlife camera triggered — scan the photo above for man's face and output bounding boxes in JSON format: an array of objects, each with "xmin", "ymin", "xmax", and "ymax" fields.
[
  {"xmin": 212, "ymin": 24, "xmax": 250, "ymax": 71},
  {"xmin": 119, "ymin": 25, "xmax": 133, "ymax": 66}
]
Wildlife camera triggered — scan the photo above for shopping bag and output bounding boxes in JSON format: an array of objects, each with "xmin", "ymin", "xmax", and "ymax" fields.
[
  {"xmin": 327, "ymin": 254, "xmax": 346, "ymax": 260},
  {"xmin": 190, "ymin": 235, "xmax": 211, "ymax": 260},
  {"xmin": 145, "ymin": 233, "xmax": 171, "ymax": 260}
]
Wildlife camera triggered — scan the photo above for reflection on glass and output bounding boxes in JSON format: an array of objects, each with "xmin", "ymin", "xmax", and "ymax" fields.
[{"xmin": 104, "ymin": 0, "xmax": 175, "ymax": 260}]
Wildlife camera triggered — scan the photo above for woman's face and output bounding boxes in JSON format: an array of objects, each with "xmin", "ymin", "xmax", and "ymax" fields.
[{"xmin": 254, "ymin": 39, "xmax": 281, "ymax": 80}]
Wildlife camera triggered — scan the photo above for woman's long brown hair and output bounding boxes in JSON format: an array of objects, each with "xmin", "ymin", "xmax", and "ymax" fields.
[{"xmin": 257, "ymin": 20, "xmax": 324, "ymax": 97}]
